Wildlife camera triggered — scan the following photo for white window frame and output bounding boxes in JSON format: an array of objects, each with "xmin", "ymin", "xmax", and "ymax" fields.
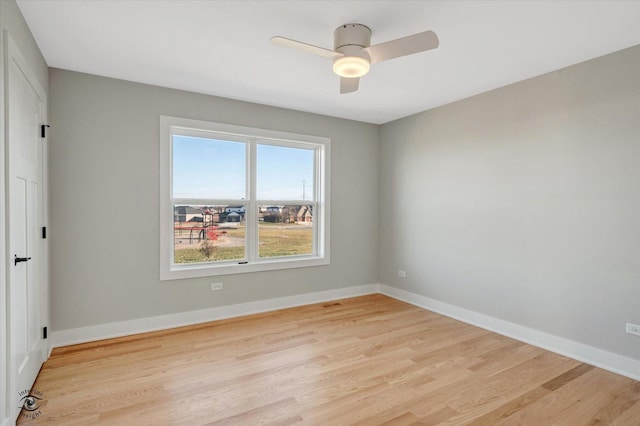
[{"xmin": 160, "ymin": 115, "xmax": 330, "ymax": 280}]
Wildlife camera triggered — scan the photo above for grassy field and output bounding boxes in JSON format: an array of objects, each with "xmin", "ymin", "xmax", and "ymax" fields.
[
  {"xmin": 259, "ymin": 224, "xmax": 313, "ymax": 258},
  {"xmin": 174, "ymin": 223, "xmax": 312, "ymax": 263},
  {"xmin": 174, "ymin": 246, "xmax": 245, "ymax": 263}
]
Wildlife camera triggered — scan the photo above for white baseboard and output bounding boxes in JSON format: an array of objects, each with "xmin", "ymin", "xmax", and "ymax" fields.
[
  {"xmin": 51, "ymin": 282, "xmax": 639, "ymax": 382},
  {"xmin": 378, "ymin": 284, "xmax": 640, "ymax": 381},
  {"xmin": 51, "ymin": 284, "xmax": 379, "ymax": 348}
]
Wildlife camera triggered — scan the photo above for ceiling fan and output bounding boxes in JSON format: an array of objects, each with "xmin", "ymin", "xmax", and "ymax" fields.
[{"xmin": 270, "ymin": 23, "xmax": 439, "ymax": 94}]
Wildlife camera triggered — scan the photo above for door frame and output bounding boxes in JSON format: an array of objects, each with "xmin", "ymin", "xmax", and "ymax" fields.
[
  {"xmin": 0, "ymin": 25, "xmax": 7, "ymax": 426},
  {"xmin": 2, "ymin": 30, "xmax": 49, "ymax": 424}
]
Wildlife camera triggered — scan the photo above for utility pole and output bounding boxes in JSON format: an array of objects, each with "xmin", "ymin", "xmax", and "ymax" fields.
[{"xmin": 302, "ymin": 179, "xmax": 306, "ymax": 200}]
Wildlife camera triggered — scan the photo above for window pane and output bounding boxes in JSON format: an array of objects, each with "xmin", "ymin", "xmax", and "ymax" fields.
[
  {"xmin": 257, "ymin": 144, "xmax": 314, "ymax": 200},
  {"xmin": 173, "ymin": 135, "xmax": 246, "ymax": 199},
  {"xmin": 174, "ymin": 204, "xmax": 245, "ymax": 264},
  {"xmin": 258, "ymin": 205, "xmax": 313, "ymax": 258}
]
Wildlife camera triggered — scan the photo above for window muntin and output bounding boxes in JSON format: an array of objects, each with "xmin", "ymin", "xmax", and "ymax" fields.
[{"xmin": 160, "ymin": 116, "xmax": 330, "ymax": 279}]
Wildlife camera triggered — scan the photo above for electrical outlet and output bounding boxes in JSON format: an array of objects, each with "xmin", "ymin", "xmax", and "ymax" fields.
[
  {"xmin": 398, "ymin": 270, "xmax": 407, "ymax": 278},
  {"xmin": 626, "ymin": 323, "xmax": 640, "ymax": 336},
  {"xmin": 211, "ymin": 282, "xmax": 223, "ymax": 291}
]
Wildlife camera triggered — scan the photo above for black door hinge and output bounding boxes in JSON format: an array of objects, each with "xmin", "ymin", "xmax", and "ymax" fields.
[
  {"xmin": 41, "ymin": 124, "xmax": 50, "ymax": 138},
  {"xmin": 43, "ymin": 327, "xmax": 48, "ymax": 339},
  {"xmin": 42, "ymin": 227, "xmax": 47, "ymax": 239}
]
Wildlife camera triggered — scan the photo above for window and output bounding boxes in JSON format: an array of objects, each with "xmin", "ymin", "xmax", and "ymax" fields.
[{"xmin": 160, "ymin": 116, "xmax": 330, "ymax": 280}]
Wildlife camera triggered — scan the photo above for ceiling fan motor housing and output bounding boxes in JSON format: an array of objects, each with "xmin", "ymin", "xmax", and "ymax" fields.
[
  {"xmin": 334, "ymin": 23, "xmax": 371, "ymax": 59},
  {"xmin": 270, "ymin": 22, "xmax": 439, "ymax": 93}
]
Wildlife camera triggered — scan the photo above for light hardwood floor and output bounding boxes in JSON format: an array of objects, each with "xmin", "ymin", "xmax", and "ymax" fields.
[{"xmin": 20, "ymin": 294, "xmax": 640, "ymax": 425}]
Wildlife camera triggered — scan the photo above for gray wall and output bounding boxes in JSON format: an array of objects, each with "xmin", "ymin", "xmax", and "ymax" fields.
[
  {"xmin": 379, "ymin": 45, "xmax": 640, "ymax": 359},
  {"xmin": 48, "ymin": 69, "xmax": 380, "ymax": 331}
]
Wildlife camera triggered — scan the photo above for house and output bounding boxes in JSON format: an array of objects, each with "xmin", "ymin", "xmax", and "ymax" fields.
[
  {"xmin": 225, "ymin": 211, "xmax": 241, "ymax": 222},
  {"xmin": 174, "ymin": 206, "xmax": 203, "ymax": 223},
  {"xmin": 223, "ymin": 206, "xmax": 245, "ymax": 214},
  {"xmin": 262, "ymin": 205, "xmax": 283, "ymax": 223},
  {"xmin": 220, "ymin": 205, "xmax": 245, "ymax": 222},
  {"xmin": 1, "ymin": 1, "xmax": 639, "ymax": 424},
  {"xmin": 296, "ymin": 205, "xmax": 312, "ymax": 223}
]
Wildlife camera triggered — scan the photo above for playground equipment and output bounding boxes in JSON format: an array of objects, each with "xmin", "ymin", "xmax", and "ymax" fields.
[{"xmin": 175, "ymin": 208, "xmax": 220, "ymax": 244}]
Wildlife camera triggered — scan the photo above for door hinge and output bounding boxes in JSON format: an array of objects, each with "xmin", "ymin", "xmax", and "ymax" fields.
[
  {"xmin": 41, "ymin": 124, "xmax": 50, "ymax": 138},
  {"xmin": 42, "ymin": 226, "xmax": 47, "ymax": 239},
  {"xmin": 43, "ymin": 327, "xmax": 48, "ymax": 339}
]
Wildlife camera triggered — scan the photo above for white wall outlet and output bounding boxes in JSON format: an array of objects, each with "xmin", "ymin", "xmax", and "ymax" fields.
[
  {"xmin": 398, "ymin": 270, "xmax": 407, "ymax": 278},
  {"xmin": 626, "ymin": 323, "xmax": 640, "ymax": 336},
  {"xmin": 211, "ymin": 282, "xmax": 223, "ymax": 291}
]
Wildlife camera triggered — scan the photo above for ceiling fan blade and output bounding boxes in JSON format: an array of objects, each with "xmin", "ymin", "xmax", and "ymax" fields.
[
  {"xmin": 270, "ymin": 36, "xmax": 343, "ymax": 59},
  {"xmin": 340, "ymin": 77, "xmax": 359, "ymax": 94},
  {"xmin": 363, "ymin": 30, "xmax": 439, "ymax": 64}
]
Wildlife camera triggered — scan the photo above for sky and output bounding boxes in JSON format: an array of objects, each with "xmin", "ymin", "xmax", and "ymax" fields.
[{"xmin": 173, "ymin": 135, "xmax": 314, "ymax": 200}]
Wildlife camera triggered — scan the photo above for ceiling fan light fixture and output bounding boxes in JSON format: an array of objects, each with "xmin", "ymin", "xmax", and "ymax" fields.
[
  {"xmin": 271, "ymin": 23, "xmax": 439, "ymax": 93},
  {"xmin": 333, "ymin": 56, "xmax": 370, "ymax": 78}
]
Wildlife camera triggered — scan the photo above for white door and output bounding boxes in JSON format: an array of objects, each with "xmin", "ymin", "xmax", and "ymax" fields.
[{"xmin": 6, "ymin": 34, "xmax": 48, "ymax": 423}]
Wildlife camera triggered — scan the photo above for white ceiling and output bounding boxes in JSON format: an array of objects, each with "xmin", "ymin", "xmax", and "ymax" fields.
[{"xmin": 17, "ymin": 0, "xmax": 640, "ymax": 124}]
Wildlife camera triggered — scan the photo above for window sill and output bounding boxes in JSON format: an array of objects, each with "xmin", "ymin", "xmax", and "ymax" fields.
[{"xmin": 160, "ymin": 255, "xmax": 329, "ymax": 281}]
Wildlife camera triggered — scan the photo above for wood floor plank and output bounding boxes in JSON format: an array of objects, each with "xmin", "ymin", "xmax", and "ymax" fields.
[
  {"xmin": 19, "ymin": 294, "xmax": 640, "ymax": 425},
  {"xmin": 540, "ymin": 363, "xmax": 595, "ymax": 391},
  {"xmin": 494, "ymin": 365, "xmax": 640, "ymax": 425},
  {"xmin": 612, "ymin": 400, "xmax": 640, "ymax": 425},
  {"xmin": 464, "ymin": 386, "xmax": 552, "ymax": 426}
]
